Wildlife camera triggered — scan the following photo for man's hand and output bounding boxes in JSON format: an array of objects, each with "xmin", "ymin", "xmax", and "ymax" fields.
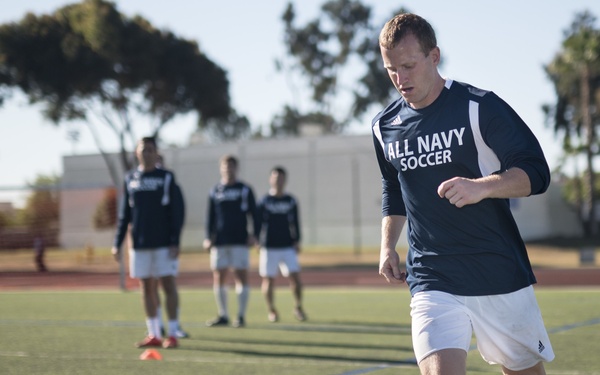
[
  {"xmin": 169, "ymin": 245, "xmax": 180, "ymax": 259},
  {"xmin": 379, "ymin": 248, "xmax": 406, "ymax": 284},
  {"xmin": 438, "ymin": 169, "xmax": 532, "ymax": 208},
  {"xmin": 247, "ymin": 235, "xmax": 258, "ymax": 247},
  {"xmin": 437, "ymin": 177, "xmax": 486, "ymax": 208},
  {"xmin": 111, "ymin": 246, "xmax": 121, "ymax": 262}
]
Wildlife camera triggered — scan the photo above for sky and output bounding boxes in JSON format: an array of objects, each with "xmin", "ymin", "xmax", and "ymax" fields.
[{"xmin": 1, "ymin": 0, "xmax": 600, "ymax": 199}]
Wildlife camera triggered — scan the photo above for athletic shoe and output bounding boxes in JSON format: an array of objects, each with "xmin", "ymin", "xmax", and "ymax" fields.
[
  {"xmin": 206, "ymin": 316, "xmax": 229, "ymax": 327},
  {"xmin": 267, "ymin": 310, "xmax": 279, "ymax": 323},
  {"xmin": 145, "ymin": 327, "xmax": 166, "ymax": 338},
  {"xmin": 294, "ymin": 307, "xmax": 307, "ymax": 322},
  {"xmin": 135, "ymin": 336, "xmax": 162, "ymax": 348},
  {"xmin": 232, "ymin": 316, "xmax": 245, "ymax": 328},
  {"xmin": 174, "ymin": 328, "xmax": 190, "ymax": 338},
  {"xmin": 162, "ymin": 336, "xmax": 178, "ymax": 349}
]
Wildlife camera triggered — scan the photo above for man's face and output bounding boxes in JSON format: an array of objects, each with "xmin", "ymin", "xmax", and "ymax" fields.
[
  {"xmin": 136, "ymin": 141, "xmax": 158, "ymax": 167},
  {"xmin": 380, "ymin": 33, "xmax": 440, "ymax": 109},
  {"xmin": 269, "ymin": 171, "xmax": 286, "ymax": 191},
  {"xmin": 220, "ymin": 160, "xmax": 237, "ymax": 181}
]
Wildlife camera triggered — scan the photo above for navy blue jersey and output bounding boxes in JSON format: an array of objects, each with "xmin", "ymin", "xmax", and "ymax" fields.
[
  {"xmin": 113, "ymin": 167, "xmax": 184, "ymax": 250},
  {"xmin": 256, "ymin": 194, "xmax": 301, "ymax": 248},
  {"xmin": 205, "ymin": 181, "xmax": 258, "ymax": 246},
  {"xmin": 372, "ymin": 79, "xmax": 550, "ymax": 297}
]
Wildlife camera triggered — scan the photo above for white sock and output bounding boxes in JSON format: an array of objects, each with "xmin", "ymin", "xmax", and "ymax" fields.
[
  {"xmin": 214, "ymin": 286, "xmax": 228, "ymax": 318},
  {"xmin": 156, "ymin": 306, "xmax": 163, "ymax": 329},
  {"xmin": 236, "ymin": 284, "xmax": 249, "ymax": 318},
  {"xmin": 151, "ymin": 317, "xmax": 162, "ymax": 339},
  {"xmin": 168, "ymin": 320, "xmax": 178, "ymax": 337},
  {"xmin": 145, "ymin": 318, "xmax": 154, "ymax": 338}
]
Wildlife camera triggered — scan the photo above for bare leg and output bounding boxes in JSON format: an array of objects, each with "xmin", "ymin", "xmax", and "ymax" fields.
[
  {"xmin": 262, "ymin": 277, "xmax": 277, "ymax": 317},
  {"xmin": 234, "ymin": 268, "xmax": 249, "ymax": 318},
  {"xmin": 289, "ymin": 272, "xmax": 306, "ymax": 320},
  {"xmin": 140, "ymin": 278, "xmax": 159, "ymax": 318},
  {"xmin": 418, "ymin": 348, "xmax": 467, "ymax": 375},
  {"xmin": 159, "ymin": 275, "xmax": 178, "ymax": 321},
  {"xmin": 288, "ymin": 272, "xmax": 303, "ymax": 309}
]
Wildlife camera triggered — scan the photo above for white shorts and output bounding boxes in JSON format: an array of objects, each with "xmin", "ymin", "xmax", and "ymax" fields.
[
  {"xmin": 259, "ymin": 247, "xmax": 300, "ymax": 278},
  {"xmin": 210, "ymin": 245, "xmax": 249, "ymax": 270},
  {"xmin": 410, "ymin": 286, "xmax": 554, "ymax": 371},
  {"xmin": 129, "ymin": 247, "xmax": 178, "ymax": 279}
]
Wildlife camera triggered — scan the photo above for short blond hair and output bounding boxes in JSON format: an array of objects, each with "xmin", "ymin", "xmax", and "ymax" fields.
[{"xmin": 379, "ymin": 13, "xmax": 437, "ymax": 55}]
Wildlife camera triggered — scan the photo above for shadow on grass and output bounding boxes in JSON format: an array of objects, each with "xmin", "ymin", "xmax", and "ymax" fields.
[
  {"xmin": 260, "ymin": 321, "xmax": 411, "ymax": 335},
  {"xmin": 182, "ymin": 339, "xmax": 417, "ymax": 367},
  {"xmin": 191, "ymin": 335, "xmax": 413, "ymax": 352}
]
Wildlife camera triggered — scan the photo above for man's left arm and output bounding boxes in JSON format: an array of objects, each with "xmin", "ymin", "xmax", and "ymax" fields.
[
  {"xmin": 168, "ymin": 175, "xmax": 184, "ymax": 258},
  {"xmin": 247, "ymin": 187, "xmax": 259, "ymax": 247},
  {"xmin": 437, "ymin": 167, "xmax": 530, "ymax": 208}
]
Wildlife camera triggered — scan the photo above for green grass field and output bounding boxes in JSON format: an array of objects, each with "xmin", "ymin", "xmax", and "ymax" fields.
[{"xmin": 1, "ymin": 287, "xmax": 599, "ymax": 374}]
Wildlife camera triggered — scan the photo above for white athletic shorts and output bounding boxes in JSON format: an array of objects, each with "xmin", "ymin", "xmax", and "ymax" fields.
[
  {"xmin": 129, "ymin": 247, "xmax": 178, "ymax": 279},
  {"xmin": 210, "ymin": 245, "xmax": 249, "ymax": 270},
  {"xmin": 259, "ymin": 247, "xmax": 300, "ymax": 278},
  {"xmin": 410, "ymin": 286, "xmax": 554, "ymax": 371}
]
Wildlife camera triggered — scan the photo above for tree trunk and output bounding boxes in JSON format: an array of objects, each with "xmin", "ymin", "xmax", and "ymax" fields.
[{"xmin": 581, "ymin": 64, "xmax": 596, "ymax": 237}]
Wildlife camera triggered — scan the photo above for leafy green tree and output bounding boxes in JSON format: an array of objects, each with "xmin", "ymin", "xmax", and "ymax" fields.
[
  {"xmin": 544, "ymin": 10, "xmax": 600, "ymax": 237},
  {"xmin": 269, "ymin": 105, "xmax": 337, "ymax": 136},
  {"xmin": 0, "ymin": 0, "xmax": 232, "ymax": 185},
  {"xmin": 274, "ymin": 0, "xmax": 405, "ymax": 135},
  {"xmin": 202, "ymin": 110, "xmax": 252, "ymax": 142}
]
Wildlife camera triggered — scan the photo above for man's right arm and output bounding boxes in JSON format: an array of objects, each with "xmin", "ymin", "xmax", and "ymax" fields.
[
  {"xmin": 112, "ymin": 180, "xmax": 130, "ymax": 261},
  {"xmin": 203, "ymin": 192, "xmax": 215, "ymax": 251},
  {"xmin": 379, "ymin": 215, "xmax": 407, "ymax": 284}
]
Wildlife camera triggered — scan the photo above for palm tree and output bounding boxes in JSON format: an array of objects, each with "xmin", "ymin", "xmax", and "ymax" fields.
[{"xmin": 544, "ymin": 10, "xmax": 600, "ymax": 237}]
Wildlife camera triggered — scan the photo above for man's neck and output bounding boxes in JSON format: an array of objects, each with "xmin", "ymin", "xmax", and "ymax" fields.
[
  {"xmin": 221, "ymin": 178, "xmax": 236, "ymax": 185},
  {"xmin": 269, "ymin": 188, "xmax": 284, "ymax": 197},
  {"xmin": 139, "ymin": 164, "xmax": 155, "ymax": 173}
]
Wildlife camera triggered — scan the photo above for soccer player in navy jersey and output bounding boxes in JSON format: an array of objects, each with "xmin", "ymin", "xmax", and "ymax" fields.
[
  {"xmin": 255, "ymin": 166, "xmax": 306, "ymax": 323},
  {"xmin": 373, "ymin": 14, "xmax": 554, "ymax": 374},
  {"xmin": 204, "ymin": 154, "xmax": 258, "ymax": 328},
  {"xmin": 111, "ymin": 137, "xmax": 185, "ymax": 349},
  {"xmin": 147, "ymin": 153, "xmax": 189, "ymax": 339}
]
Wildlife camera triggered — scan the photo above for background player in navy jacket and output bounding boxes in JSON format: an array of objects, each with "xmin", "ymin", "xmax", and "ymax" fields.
[
  {"xmin": 146, "ymin": 153, "xmax": 189, "ymax": 339},
  {"xmin": 112, "ymin": 137, "xmax": 184, "ymax": 349},
  {"xmin": 373, "ymin": 14, "xmax": 554, "ymax": 374},
  {"xmin": 255, "ymin": 166, "xmax": 306, "ymax": 323},
  {"xmin": 203, "ymin": 154, "xmax": 258, "ymax": 328}
]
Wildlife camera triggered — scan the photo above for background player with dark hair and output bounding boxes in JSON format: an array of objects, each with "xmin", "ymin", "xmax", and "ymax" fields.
[
  {"xmin": 373, "ymin": 13, "xmax": 554, "ymax": 375},
  {"xmin": 148, "ymin": 153, "xmax": 189, "ymax": 339},
  {"xmin": 255, "ymin": 166, "xmax": 306, "ymax": 323},
  {"xmin": 203, "ymin": 154, "xmax": 258, "ymax": 328},
  {"xmin": 112, "ymin": 137, "xmax": 185, "ymax": 349}
]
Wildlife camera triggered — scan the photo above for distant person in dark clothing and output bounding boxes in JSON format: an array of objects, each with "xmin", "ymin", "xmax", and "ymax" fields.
[
  {"xmin": 255, "ymin": 166, "xmax": 306, "ymax": 322},
  {"xmin": 33, "ymin": 235, "xmax": 47, "ymax": 272},
  {"xmin": 203, "ymin": 154, "xmax": 258, "ymax": 328},
  {"xmin": 112, "ymin": 136, "xmax": 185, "ymax": 349}
]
